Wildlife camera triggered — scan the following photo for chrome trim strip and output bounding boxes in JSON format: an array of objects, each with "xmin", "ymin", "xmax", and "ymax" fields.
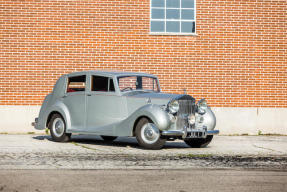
[
  {"xmin": 161, "ymin": 130, "xmax": 184, "ymax": 136},
  {"xmin": 207, "ymin": 130, "xmax": 219, "ymax": 135},
  {"xmin": 161, "ymin": 130, "xmax": 219, "ymax": 136}
]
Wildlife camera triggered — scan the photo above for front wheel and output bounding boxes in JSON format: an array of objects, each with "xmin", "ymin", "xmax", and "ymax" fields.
[
  {"xmin": 135, "ymin": 118, "xmax": 166, "ymax": 150},
  {"xmin": 49, "ymin": 114, "xmax": 71, "ymax": 142},
  {"xmin": 184, "ymin": 135, "xmax": 213, "ymax": 148}
]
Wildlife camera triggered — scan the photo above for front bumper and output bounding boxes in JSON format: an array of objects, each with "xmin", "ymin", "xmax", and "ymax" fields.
[
  {"xmin": 161, "ymin": 129, "xmax": 219, "ymax": 138},
  {"xmin": 163, "ymin": 104, "xmax": 217, "ymax": 139}
]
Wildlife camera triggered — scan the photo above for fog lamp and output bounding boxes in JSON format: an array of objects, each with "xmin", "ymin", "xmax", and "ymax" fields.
[{"xmin": 188, "ymin": 114, "xmax": 196, "ymax": 125}]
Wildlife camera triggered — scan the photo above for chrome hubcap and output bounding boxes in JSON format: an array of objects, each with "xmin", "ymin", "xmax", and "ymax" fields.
[
  {"xmin": 141, "ymin": 123, "xmax": 160, "ymax": 144},
  {"xmin": 52, "ymin": 118, "xmax": 65, "ymax": 137}
]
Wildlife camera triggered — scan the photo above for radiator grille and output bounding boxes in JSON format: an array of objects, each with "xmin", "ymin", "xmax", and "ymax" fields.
[{"xmin": 176, "ymin": 99, "xmax": 194, "ymax": 130}]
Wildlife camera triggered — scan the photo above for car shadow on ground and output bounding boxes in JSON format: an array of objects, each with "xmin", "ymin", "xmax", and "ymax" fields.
[
  {"xmin": 33, "ymin": 135, "xmax": 52, "ymax": 141},
  {"xmin": 33, "ymin": 135, "xmax": 190, "ymax": 149}
]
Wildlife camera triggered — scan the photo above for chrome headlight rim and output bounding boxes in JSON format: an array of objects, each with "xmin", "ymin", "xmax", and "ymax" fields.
[{"xmin": 168, "ymin": 100, "xmax": 179, "ymax": 114}]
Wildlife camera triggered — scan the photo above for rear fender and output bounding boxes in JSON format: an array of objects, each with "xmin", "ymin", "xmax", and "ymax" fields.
[{"xmin": 37, "ymin": 101, "xmax": 72, "ymax": 131}]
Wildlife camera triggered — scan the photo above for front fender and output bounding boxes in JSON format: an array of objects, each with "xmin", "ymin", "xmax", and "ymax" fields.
[
  {"xmin": 116, "ymin": 104, "xmax": 171, "ymax": 136},
  {"xmin": 201, "ymin": 107, "xmax": 216, "ymax": 130}
]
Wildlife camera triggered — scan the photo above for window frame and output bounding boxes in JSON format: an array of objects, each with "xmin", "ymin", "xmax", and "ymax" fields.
[
  {"xmin": 117, "ymin": 75, "xmax": 160, "ymax": 93},
  {"xmin": 150, "ymin": 0, "xmax": 197, "ymax": 36},
  {"xmin": 90, "ymin": 75, "xmax": 115, "ymax": 93},
  {"xmin": 66, "ymin": 75, "xmax": 87, "ymax": 93}
]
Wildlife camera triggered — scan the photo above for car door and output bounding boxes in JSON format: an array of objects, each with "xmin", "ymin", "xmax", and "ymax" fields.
[
  {"xmin": 86, "ymin": 74, "xmax": 123, "ymax": 135},
  {"xmin": 63, "ymin": 74, "xmax": 87, "ymax": 131}
]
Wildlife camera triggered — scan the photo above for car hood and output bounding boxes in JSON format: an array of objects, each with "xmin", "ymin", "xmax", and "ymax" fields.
[
  {"xmin": 124, "ymin": 91, "xmax": 195, "ymax": 115},
  {"xmin": 124, "ymin": 91, "xmax": 185, "ymax": 105}
]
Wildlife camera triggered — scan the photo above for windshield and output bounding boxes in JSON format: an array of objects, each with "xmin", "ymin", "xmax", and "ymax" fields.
[{"xmin": 117, "ymin": 76, "xmax": 160, "ymax": 92}]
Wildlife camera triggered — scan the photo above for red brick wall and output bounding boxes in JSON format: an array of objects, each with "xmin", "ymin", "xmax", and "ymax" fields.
[{"xmin": 0, "ymin": 0, "xmax": 286, "ymax": 107}]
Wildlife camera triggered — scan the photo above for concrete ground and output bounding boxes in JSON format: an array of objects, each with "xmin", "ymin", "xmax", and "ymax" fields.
[
  {"xmin": 0, "ymin": 169, "xmax": 286, "ymax": 192},
  {"xmin": 0, "ymin": 134, "xmax": 286, "ymax": 169},
  {"xmin": 0, "ymin": 134, "xmax": 287, "ymax": 192}
]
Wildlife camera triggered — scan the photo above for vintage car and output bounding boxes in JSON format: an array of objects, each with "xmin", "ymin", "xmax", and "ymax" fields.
[{"xmin": 33, "ymin": 71, "xmax": 219, "ymax": 149}]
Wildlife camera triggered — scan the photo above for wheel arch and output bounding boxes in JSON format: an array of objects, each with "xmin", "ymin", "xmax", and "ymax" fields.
[
  {"xmin": 131, "ymin": 104, "xmax": 171, "ymax": 136},
  {"xmin": 132, "ymin": 116, "xmax": 152, "ymax": 136},
  {"xmin": 116, "ymin": 104, "xmax": 171, "ymax": 137},
  {"xmin": 44, "ymin": 101, "xmax": 72, "ymax": 131},
  {"xmin": 46, "ymin": 111, "xmax": 65, "ymax": 128}
]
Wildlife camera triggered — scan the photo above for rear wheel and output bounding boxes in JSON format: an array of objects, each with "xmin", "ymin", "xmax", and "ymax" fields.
[
  {"xmin": 135, "ymin": 118, "xmax": 166, "ymax": 150},
  {"xmin": 101, "ymin": 136, "xmax": 117, "ymax": 142},
  {"xmin": 49, "ymin": 114, "xmax": 71, "ymax": 142},
  {"xmin": 184, "ymin": 135, "xmax": 213, "ymax": 148}
]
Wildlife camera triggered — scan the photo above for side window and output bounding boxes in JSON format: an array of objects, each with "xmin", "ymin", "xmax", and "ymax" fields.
[
  {"xmin": 142, "ymin": 77, "xmax": 159, "ymax": 92},
  {"xmin": 118, "ymin": 76, "xmax": 137, "ymax": 90},
  {"xmin": 91, "ymin": 75, "xmax": 115, "ymax": 92},
  {"xmin": 67, "ymin": 75, "xmax": 86, "ymax": 93}
]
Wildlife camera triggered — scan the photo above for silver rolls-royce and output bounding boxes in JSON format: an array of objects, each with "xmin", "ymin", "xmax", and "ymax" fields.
[{"xmin": 33, "ymin": 71, "xmax": 219, "ymax": 149}]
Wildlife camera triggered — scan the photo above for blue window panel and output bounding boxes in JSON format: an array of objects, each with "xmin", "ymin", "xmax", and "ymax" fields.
[
  {"xmin": 166, "ymin": 0, "xmax": 180, "ymax": 8},
  {"xmin": 181, "ymin": 9, "xmax": 194, "ymax": 20},
  {"xmin": 166, "ymin": 21, "xmax": 180, "ymax": 32},
  {"xmin": 166, "ymin": 9, "xmax": 180, "ymax": 19},
  {"xmin": 182, "ymin": 0, "xmax": 194, "ymax": 8},
  {"xmin": 151, "ymin": 8, "xmax": 165, "ymax": 19},
  {"xmin": 151, "ymin": 21, "xmax": 165, "ymax": 32},
  {"xmin": 181, "ymin": 21, "xmax": 195, "ymax": 33},
  {"xmin": 152, "ymin": 0, "xmax": 165, "ymax": 7}
]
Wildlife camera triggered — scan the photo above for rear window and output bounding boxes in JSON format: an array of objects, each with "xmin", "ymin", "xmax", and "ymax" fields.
[{"xmin": 67, "ymin": 75, "xmax": 86, "ymax": 92}]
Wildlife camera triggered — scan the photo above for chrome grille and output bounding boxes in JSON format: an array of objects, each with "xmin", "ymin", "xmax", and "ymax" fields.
[{"xmin": 176, "ymin": 99, "xmax": 194, "ymax": 130}]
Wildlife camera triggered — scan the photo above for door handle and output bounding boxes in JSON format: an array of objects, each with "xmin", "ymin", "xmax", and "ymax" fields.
[{"xmin": 87, "ymin": 94, "xmax": 92, "ymax": 96}]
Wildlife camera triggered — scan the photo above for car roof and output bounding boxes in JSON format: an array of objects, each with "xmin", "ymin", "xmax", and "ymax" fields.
[{"xmin": 66, "ymin": 70, "xmax": 157, "ymax": 78}]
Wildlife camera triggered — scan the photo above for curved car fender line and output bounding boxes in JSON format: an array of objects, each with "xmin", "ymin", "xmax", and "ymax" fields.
[
  {"xmin": 201, "ymin": 107, "xmax": 216, "ymax": 131},
  {"xmin": 35, "ymin": 94, "xmax": 52, "ymax": 130},
  {"xmin": 116, "ymin": 104, "xmax": 171, "ymax": 136},
  {"xmin": 44, "ymin": 101, "xmax": 72, "ymax": 131},
  {"xmin": 132, "ymin": 104, "xmax": 171, "ymax": 131}
]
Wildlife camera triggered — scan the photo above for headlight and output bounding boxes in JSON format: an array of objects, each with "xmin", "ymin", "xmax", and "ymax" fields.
[
  {"xmin": 168, "ymin": 100, "xmax": 179, "ymax": 114},
  {"xmin": 197, "ymin": 99, "xmax": 208, "ymax": 115}
]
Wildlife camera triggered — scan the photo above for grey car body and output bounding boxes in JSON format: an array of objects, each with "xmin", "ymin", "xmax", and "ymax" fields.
[{"xmin": 34, "ymin": 71, "xmax": 219, "ymax": 149}]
